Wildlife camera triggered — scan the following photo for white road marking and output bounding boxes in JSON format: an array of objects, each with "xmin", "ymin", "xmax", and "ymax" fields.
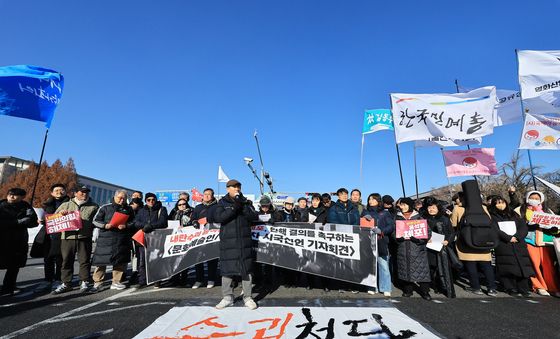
[
  {"xmin": 68, "ymin": 328, "xmax": 114, "ymax": 339},
  {"xmin": 479, "ymin": 300, "xmax": 491, "ymax": 303},
  {"xmin": 432, "ymin": 300, "xmax": 444, "ymax": 304},
  {"xmin": 526, "ymin": 300, "xmax": 539, "ymax": 304},
  {"xmin": 44, "ymin": 302, "xmax": 175, "ymax": 323},
  {"xmin": 107, "ymin": 302, "xmax": 120, "ymax": 306}
]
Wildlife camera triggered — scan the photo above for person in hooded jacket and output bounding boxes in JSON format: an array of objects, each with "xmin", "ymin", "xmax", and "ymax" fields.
[
  {"xmin": 350, "ymin": 189, "xmax": 365, "ymax": 216},
  {"xmin": 92, "ymin": 190, "xmax": 135, "ymax": 290},
  {"xmin": 272, "ymin": 197, "xmax": 299, "ymax": 287},
  {"xmin": 362, "ymin": 193, "xmax": 395, "ymax": 297},
  {"xmin": 395, "ymin": 197, "xmax": 432, "ymax": 300},
  {"xmin": 189, "ymin": 188, "xmax": 219, "ymax": 289},
  {"xmin": 327, "ymin": 188, "xmax": 360, "ymax": 225},
  {"xmin": 308, "ymin": 193, "xmax": 327, "ymax": 224},
  {"xmin": 214, "ymin": 180, "xmax": 259, "ymax": 310},
  {"xmin": 132, "ymin": 193, "xmax": 168, "ymax": 287},
  {"xmin": 515, "ymin": 190, "xmax": 560, "ymax": 297},
  {"xmin": 489, "ymin": 196, "xmax": 534, "ymax": 297},
  {"xmin": 422, "ymin": 197, "xmax": 455, "ymax": 298},
  {"xmin": 0, "ymin": 188, "xmax": 38, "ymax": 295},
  {"xmin": 168, "ymin": 192, "xmax": 193, "ymax": 220}
]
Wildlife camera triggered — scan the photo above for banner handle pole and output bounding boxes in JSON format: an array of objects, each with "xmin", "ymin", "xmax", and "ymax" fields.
[
  {"xmin": 440, "ymin": 147, "xmax": 454, "ymax": 201},
  {"xmin": 389, "ymin": 96, "xmax": 406, "ymax": 197},
  {"xmin": 413, "ymin": 144, "xmax": 419, "ymax": 200},
  {"xmin": 360, "ymin": 134, "xmax": 365, "ymax": 187},
  {"xmin": 30, "ymin": 128, "xmax": 49, "ymax": 207},
  {"xmin": 514, "ymin": 49, "xmax": 538, "ymax": 190}
]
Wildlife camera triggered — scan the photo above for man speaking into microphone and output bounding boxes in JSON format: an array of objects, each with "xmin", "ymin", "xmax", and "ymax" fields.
[{"xmin": 213, "ymin": 179, "xmax": 259, "ymax": 310}]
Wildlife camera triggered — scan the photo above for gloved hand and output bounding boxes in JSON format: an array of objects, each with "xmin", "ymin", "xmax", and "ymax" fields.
[
  {"xmin": 372, "ymin": 227, "xmax": 382, "ymax": 235},
  {"xmin": 396, "ymin": 237, "xmax": 405, "ymax": 243},
  {"xmin": 17, "ymin": 217, "xmax": 31, "ymax": 225},
  {"xmin": 364, "ymin": 214, "xmax": 373, "ymax": 221},
  {"xmin": 409, "ymin": 236, "xmax": 420, "ymax": 244},
  {"xmin": 143, "ymin": 225, "xmax": 154, "ymax": 234},
  {"xmin": 192, "ymin": 220, "xmax": 200, "ymax": 229}
]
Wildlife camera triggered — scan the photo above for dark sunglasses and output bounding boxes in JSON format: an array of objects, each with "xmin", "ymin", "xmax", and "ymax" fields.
[
  {"xmin": 146, "ymin": 198, "xmax": 156, "ymax": 202},
  {"xmin": 178, "ymin": 203, "xmax": 187, "ymax": 206}
]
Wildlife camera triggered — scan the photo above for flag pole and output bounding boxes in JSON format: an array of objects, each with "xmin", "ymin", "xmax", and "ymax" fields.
[
  {"xmin": 360, "ymin": 134, "xmax": 365, "ymax": 187},
  {"xmin": 514, "ymin": 49, "xmax": 538, "ymax": 190},
  {"xmin": 30, "ymin": 128, "xmax": 49, "ymax": 206},
  {"xmin": 440, "ymin": 147, "xmax": 454, "ymax": 201},
  {"xmin": 413, "ymin": 143, "xmax": 419, "ymax": 199},
  {"xmin": 455, "ymin": 79, "xmax": 480, "ymax": 184},
  {"xmin": 389, "ymin": 97, "xmax": 407, "ymax": 197}
]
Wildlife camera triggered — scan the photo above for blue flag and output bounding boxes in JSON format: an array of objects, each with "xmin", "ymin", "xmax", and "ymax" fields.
[
  {"xmin": 0, "ymin": 65, "xmax": 64, "ymax": 128},
  {"xmin": 362, "ymin": 109, "xmax": 394, "ymax": 134}
]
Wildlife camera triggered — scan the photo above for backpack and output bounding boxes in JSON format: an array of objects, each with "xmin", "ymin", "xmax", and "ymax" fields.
[{"xmin": 458, "ymin": 180, "xmax": 499, "ymax": 251}]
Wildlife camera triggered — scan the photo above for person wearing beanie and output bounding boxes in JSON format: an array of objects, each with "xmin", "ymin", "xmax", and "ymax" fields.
[
  {"xmin": 515, "ymin": 190, "xmax": 560, "ymax": 297},
  {"xmin": 0, "ymin": 188, "xmax": 38, "ymax": 295},
  {"xmin": 394, "ymin": 197, "xmax": 432, "ymax": 300}
]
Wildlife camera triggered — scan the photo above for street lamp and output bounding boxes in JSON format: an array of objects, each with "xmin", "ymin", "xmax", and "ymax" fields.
[{"xmin": 244, "ymin": 157, "xmax": 264, "ymax": 195}]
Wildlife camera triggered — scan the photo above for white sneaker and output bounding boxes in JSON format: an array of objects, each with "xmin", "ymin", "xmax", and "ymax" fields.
[
  {"xmin": 215, "ymin": 298, "xmax": 234, "ymax": 309},
  {"xmin": 192, "ymin": 282, "xmax": 202, "ymax": 289},
  {"xmin": 537, "ymin": 288, "xmax": 550, "ymax": 296},
  {"xmin": 207, "ymin": 281, "xmax": 215, "ymax": 289},
  {"xmin": 110, "ymin": 282, "xmax": 126, "ymax": 290},
  {"xmin": 383, "ymin": 292, "xmax": 392, "ymax": 297},
  {"xmin": 79, "ymin": 281, "xmax": 90, "ymax": 293},
  {"xmin": 52, "ymin": 283, "xmax": 72, "ymax": 295},
  {"xmin": 244, "ymin": 298, "xmax": 258, "ymax": 310},
  {"xmin": 367, "ymin": 290, "xmax": 376, "ymax": 295}
]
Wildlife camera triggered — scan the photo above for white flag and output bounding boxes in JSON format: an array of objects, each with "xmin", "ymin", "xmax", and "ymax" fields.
[
  {"xmin": 218, "ymin": 166, "xmax": 230, "ymax": 182},
  {"xmin": 535, "ymin": 177, "xmax": 560, "ymax": 198},
  {"xmin": 415, "ymin": 137, "xmax": 482, "ymax": 148},
  {"xmin": 518, "ymin": 113, "xmax": 560, "ymax": 150},
  {"xmin": 518, "ymin": 50, "xmax": 560, "ymax": 114},
  {"xmin": 391, "ymin": 86, "xmax": 496, "ymax": 144},
  {"xmin": 458, "ymin": 85, "xmax": 522, "ymax": 126}
]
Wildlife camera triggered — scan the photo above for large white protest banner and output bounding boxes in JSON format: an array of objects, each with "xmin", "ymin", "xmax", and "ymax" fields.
[
  {"xmin": 518, "ymin": 50, "xmax": 560, "ymax": 114},
  {"xmin": 415, "ymin": 136, "xmax": 482, "ymax": 148},
  {"xmin": 459, "ymin": 85, "xmax": 522, "ymax": 126},
  {"xmin": 134, "ymin": 306, "xmax": 439, "ymax": 339},
  {"xmin": 391, "ymin": 86, "xmax": 496, "ymax": 143},
  {"xmin": 518, "ymin": 113, "xmax": 560, "ymax": 150}
]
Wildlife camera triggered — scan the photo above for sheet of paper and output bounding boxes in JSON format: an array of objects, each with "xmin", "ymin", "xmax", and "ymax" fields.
[
  {"xmin": 308, "ymin": 213, "xmax": 317, "ymax": 223},
  {"xmin": 258, "ymin": 214, "xmax": 271, "ymax": 222},
  {"xmin": 427, "ymin": 231, "xmax": 444, "ymax": 252},
  {"xmin": 498, "ymin": 221, "xmax": 517, "ymax": 235}
]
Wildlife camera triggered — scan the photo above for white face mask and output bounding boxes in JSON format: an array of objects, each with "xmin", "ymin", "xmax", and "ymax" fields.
[{"xmin": 527, "ymin": 199, "xmax": 541, "ymax": 207}]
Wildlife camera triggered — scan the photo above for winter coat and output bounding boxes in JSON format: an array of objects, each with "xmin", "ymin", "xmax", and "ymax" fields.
[
  {"xmin": 295, "ymin": 206, "xmax": 309, "ymax": 222},
  {"xmin": 308, "ymin": 206, "xmax": 328, "ymax": 224},
  {"xmin": 0, "ymin": 199, "xmax": 38, "ymax": 269},
  {"xmin": 352, "ymin": 201, "xmax": 365, "ymax": 216},
  {"xmin": 190, "ymin": 199, "xmax": 218, "ymax": 227},
  {"xmin": 362, "ymin": 207, "xmax": 395, "ymax": 257},
  {"xmin": 272, "ymin": 208, "xmax": 297, "ymax": 223},
  {"xmin": 92, "ymin": 202, "xmax": 135, "ymax": 266},
  {"xmin": 213, "ymin": 194, "xmax": 258, "ymax": 277},
  {"xmin": 425, "ymin": 213, "xmax": 455, "ymax": 297},
  {"xmin": 134, "ymin": 201, "xmax": 168, "ymax": 233},
  {"xmin": 395, "ymin": 211, "xmax": 431, "ymax": 283},
  {"xmin": 327, "ymin": 200, "xmax": 360, "ymax": 225},
  {"xmin": 56, "ymin": 198, "xmax": 99, "ymax": 240},
  {"xmin": 491, "ymin": 212, "xmax": 535, "ymax": 278},
  {"xmin": 37, "ymin": 196, "xmax": 70, "ymax": 257},
  {"xmin": 169, "ymin": 202, "xmax": 193, "ymax": 220}
]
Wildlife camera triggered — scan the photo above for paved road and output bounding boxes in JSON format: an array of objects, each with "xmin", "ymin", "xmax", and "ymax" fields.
[{"xmin": 1, "ymin": 258, "xmax": 560, "ymax": 338}]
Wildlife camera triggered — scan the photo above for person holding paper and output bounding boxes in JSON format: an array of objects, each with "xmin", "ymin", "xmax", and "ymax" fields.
[
  {"xmin": 362, "ymin": 193, "xmax": 395, "ymax": 297},
  {"xmin": 0, "ymin": 188, "xmax": 38, "ymax": 296},
  {"xmin": 394, "ymin": 197, "xmax": 432, "ymax": 300},
  {"xmin": 514, "ymin": 191, "xmax": 560, "ymax": 297},
  {"xmin": 308, "ymin": 193, "xmax": 327, "ymax": 224},
  {"xmin": 188, "ymin": 188, "xmax": 219, "ymax": 289},
  {"xmin": 423, "ymin": 197, "xmax": 455, "ymax": 298},
  {"xmin": 489, "ymin": 196, "xmax": 534, "ymax": 297},
  {"xmin": 91, "ymin": 190, "xmax": 135, "ymax": 291},
  {"xmin": 133, "ymin": 193, "xmax": 168, "ymax": 288},
  {"xmin": 51, "ymin": 186, "xmax": 99, "ymax": 294}
]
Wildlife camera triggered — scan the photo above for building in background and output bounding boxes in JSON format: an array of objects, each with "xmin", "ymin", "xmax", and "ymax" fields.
[{"xmin": 0, "ymin": 155, "xmax": 139, "ymax": 205}]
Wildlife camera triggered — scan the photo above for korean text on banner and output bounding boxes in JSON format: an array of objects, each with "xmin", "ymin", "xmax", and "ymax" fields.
[
  {"xmin": 528, "ymin": 212, "xmax": 560, "ymax": 229},
  {"xmin": 363, "ymin": 109, "xmax": 394, "ymax": 134},
  {"xmin": 518, "ymin": 50, "xmax": 560, "ymax": 115},
  {"xmin": 395, "ymin": 219, "xmax": 429, "ymax": 239},
  {"xmin": 390, "ymin": 86, "xmax": 496, "ymax": 143},
  {"xmin": 415, "ymin": 137, "xmax": 482, "ymax": 148},
  {"xmin": 0, "ymin": 65, "xmax": 64, "ymax": 128},
  {"xmin": 458, "ymin": 85, "xmax": 522, "ymax": 127},
  {"xmin": 518, "ymin": 113, "xmax": 560, "ymax": 150},
  {"xmin": 45, "ymin": 211, "xmax": 82, "ymax": 234},
  {"xmin": 443, "ymin": 148, "xmax": 498, "ymax": 177}
]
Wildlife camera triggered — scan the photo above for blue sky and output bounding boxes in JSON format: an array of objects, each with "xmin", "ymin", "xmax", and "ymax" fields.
[{"xmin": 0, "ymin": 0, "xmax": 559, "ymax": 199}]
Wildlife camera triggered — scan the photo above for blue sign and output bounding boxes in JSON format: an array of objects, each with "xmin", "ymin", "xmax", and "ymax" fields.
[
  {"xmin": 156, "ymin": 191, "xmax": 182, "ymax": 203},
  {"xmin": 0, "ymin": 65, "xmax": 64, "ymax": 128},
  {"xmin": 362, "ymin": 109, "xmax": 394, "ymax": 135}
]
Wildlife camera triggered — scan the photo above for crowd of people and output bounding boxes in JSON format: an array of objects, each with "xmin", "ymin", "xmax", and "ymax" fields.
[{"xmin": 1, "ymin": 178, "xmax": 559, "ymax": 311}]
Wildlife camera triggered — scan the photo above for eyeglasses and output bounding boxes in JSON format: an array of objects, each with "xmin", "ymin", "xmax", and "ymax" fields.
[
  {"xmin": 178, "ymin": 203, "xmax": 186, "ymax": 206},
  {"xmin": 146, "ymin": 198, "xmax": 156, "ymax": 202}
]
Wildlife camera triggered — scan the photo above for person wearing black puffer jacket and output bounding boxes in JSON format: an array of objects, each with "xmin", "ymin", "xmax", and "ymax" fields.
[
  {"xmin": 362, "ymin": 193, "xmax": 395, "ymax": 297},
  {"xmin": 489, "ymin": 196, "xmax": 534, "ymax": 297},
  {"xmin": 422, "ymin": 197, "xmax": 455, "ymax": 298},
  {"xmin": 92, "ymin": 190, "xmax": 135, "ymax": 291},
  {"xmin": 0, "ymin": 188, "xmax": 38, "ymax": 295},
  {"xmin": 132, "ymin": 193, "xmax": 168, "ymax": 287},
  {"xmin": 395, "ymin": 197, "xmax": 432, "ymax": 300},
  {"xmin": 214, "ymin": 180, "xmax": 259, "ymax": 310}
]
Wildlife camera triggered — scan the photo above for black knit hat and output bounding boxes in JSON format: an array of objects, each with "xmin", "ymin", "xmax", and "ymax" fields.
[
  {"xmin": 145, "ymin": 192, "xmax": 157, "ymax": 201},
  {"xmin": 8, "ymin": 188, "xmax": 26, "ymax": 196}
]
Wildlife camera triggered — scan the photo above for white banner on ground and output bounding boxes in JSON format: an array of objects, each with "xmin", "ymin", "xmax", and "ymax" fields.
[
  {"xmin": 518, "ymin": 50, "xmax": 560, "ymax": 114},
  {"xmin": 133, "ymin": 306, "xmax": 439, "ymax": 339},
  {"xmin": 518, "ymin": 113, "xmax": 560, "ymax": 150},
  {"xmin": 391, "ymin": 86, "xmax": 496, "ymax": 143},
  {"xmin": 459, "ymin": 85, "xmax": 522, "ymax": 126},
  {"xmin": 415, "ymin": 136, "xmax": 482, "ymax": 148}
]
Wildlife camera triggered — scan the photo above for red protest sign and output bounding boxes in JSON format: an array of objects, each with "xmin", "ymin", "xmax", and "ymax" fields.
[
  {"xmin": 109, "ymin": 211, "xmax": 129, "ymax": 228},
  {"xmin": 529, "ymin": 211, "xmax": 560, "ymax": 229},
  {"xmin": 396, "ymin": 219, "xmax": 429, "ymax": 239},
  {"xmin": 45, "ymin": 211, "xmax": 83, "ymax": 234}
]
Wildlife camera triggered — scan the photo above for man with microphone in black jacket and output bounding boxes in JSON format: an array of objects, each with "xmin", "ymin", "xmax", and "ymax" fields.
[{"xmin": 213, "ymin": 179, "xmax": 259, "ymax": 310}]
